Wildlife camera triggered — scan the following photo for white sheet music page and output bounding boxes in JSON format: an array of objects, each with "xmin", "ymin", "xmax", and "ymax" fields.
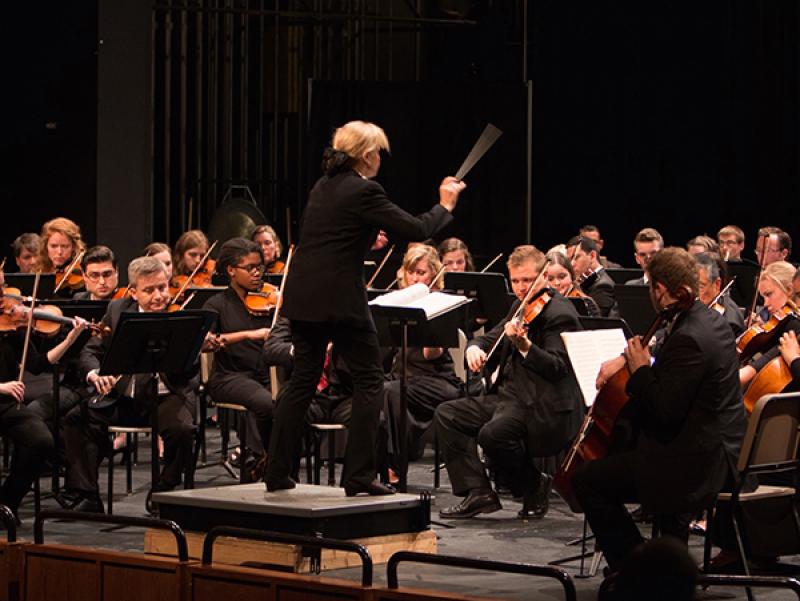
[
  {"xmin": 561, "ymin": 329, "xmax": 627, "ymax": 407},
  {"xmin": 369, "ymin": 283, "xmax": 469, "ymax": 319}
]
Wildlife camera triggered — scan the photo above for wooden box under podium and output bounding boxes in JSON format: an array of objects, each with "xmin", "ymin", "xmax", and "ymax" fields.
[{"xmin": 148, "ymin": 483, "xmax": 435, "ymax": 572}]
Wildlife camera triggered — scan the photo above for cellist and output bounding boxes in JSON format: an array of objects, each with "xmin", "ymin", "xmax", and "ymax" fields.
[{"xmin": 574, "ymin": 248, "xmax": 746, "ymax": 573}]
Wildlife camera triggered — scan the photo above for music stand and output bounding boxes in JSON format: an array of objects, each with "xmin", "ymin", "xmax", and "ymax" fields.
[
  {"xmin": 726, "ymin": 261, "xmax": 759, "ymax": 309},
  {"xmin": 578, "ymin": 316, "xmax": 634, "ymax": 339},
  {"xmin": 179, "ymin": 286, "xmax": 226, "ymax": 310},
  {"xmin": 605, "ymin": 268, "xmax": 643, "ymax": 285},
  {"xmin": 5, "ymin": 273, "xmax": 56, "ymax": 298},
  {"xmin": 371, "ymin": 298, "xmax": 473, "ymax": 492},
  {"xmin": 614, "ymin": 285, "xmax": 656, "ymax": 336},
  {"xmin": 41, "ymin": 299, "xmax": 110, "ymax": 492},
  {"xmin": 98, "ymin": 310, "xmax": 215, "ymax": 490},
  {"xmin": 444, "ymin": 272, "xmax": 514, "ymax": 329}
]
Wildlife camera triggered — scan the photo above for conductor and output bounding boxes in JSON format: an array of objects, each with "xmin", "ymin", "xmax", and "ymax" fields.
[{"xmin": 264, "ymin": 120, "xmax": 466, "ymax": 495}]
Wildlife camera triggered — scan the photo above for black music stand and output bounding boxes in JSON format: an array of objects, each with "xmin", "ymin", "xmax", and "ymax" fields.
[
  {"xmin": 45, "ymin": 300, "xmax": 110, "ymax": 492},
  {"xmin": 578, "ymin": 316, "xmax": 634, "ymax": 339},
  {"xmin": 614, "ymin": 285, "xmax": 656, "ymax": 336},
  {"xmin": 605, "ymin": 268, "xmax": 643, "ymax": 285},
  {"xmin": 444, "ymin": 272, "xmax": 514, "ymax": 329},
  {"xmin": 5, "ymin": 273, "xmax": 56, "ymax": 298},
  {"xmin": 726, "ymin": 261, "xmax": 759, "ymax": 309},
  {"xmin": 98, "ymin": 310, "xmax": 215, "ymax": 491},
  {"xmin": 371, "ymin": 298, "xmax": 473, "ymax": 492},
  {"xmin": 178, "ymin": 286, "xmax": 226, "ymax": 310}
]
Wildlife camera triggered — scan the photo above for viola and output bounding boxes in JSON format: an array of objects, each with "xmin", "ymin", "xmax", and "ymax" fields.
[
  {"xmin": 265, "ymin": 260, "xmax": 285, "ymax": 275},
  {"xmin": 736, "ymin": 305, "xmax": 796, "ymax": 365},
  {"xmin": 0, "ymin": 287, "xmax": 109, "ymax": 338},
  {"xmin": 245, "ymin": 282, "xmax": 280, "ymax": 316},
  {"xmin": 553, "ymin": 288, "xmax": 694, "ymax": 512}
]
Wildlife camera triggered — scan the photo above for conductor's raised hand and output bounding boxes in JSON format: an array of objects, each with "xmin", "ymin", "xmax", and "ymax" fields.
[
  {"xmin": 438, "ymin": 176, "xmax": 466, "ymax": 212},
  {"xmin": 466, "ymin": 346, "xmax": 487, "ymax": 373}
]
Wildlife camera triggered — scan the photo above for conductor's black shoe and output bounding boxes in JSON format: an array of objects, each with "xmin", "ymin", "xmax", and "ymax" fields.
[
  {"xmin": 55, "ymin": 490, "xmax": 82, "ymax": 510},
  {"xmin": 343, "ymin": 479, "xmax": 395, "ymax": 497},
  {"xmin": 73, "ymin": 495, "xmax": 105, "ymax": 514},
  {"xmin": 265, "ymin": 476, "xmax": 297, "ymax": 492},
  {"xmin": 439, "ymin": 490, "xmax": 502, "ymax": 519},
  {"xmin": 518, "ymin": 473, "xmax": 553, "ymax": 520}
]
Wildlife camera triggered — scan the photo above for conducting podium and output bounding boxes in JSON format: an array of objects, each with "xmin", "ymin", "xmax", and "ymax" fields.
[
  {"xmin": 97, "ymin": 310, "xmax": 215, "ymax": 492},
  {"xmin": 370, "ymin": 284, "xmax": 473, "ymax": 492}
]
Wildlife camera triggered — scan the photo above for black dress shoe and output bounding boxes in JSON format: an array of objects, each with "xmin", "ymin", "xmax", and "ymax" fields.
[
  {"xmin": 439, "ymin": 490, "xmax": 502, "ymax": 519},
  {"xmin": 73, "ymin": 496, "xmax": 105, "ymax": 514},
  {"xmin": 518, "ymin": 473, "xmax": 553, "ymax": 520},
  {"xmin": 344, "ymin": 479, "xmax": 395, "ymax": 497},
  {"xmin": 265, "ymin": 476, "xmax": 297, "ymax": 492},
  {"xmin": 55, "ymin": 490, "xmax": 82, "ymax": 510}
]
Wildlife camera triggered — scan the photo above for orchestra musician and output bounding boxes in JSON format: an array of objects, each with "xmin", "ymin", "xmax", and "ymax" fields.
[
  {"xmin": 251, "ymin": 225, "xmax": 285, "ymax": 274},
  {"xmin": 574, "ymin": 248, "xmax": 746, "ymax": 572},
  {"xmin": 544, "ymin": 251, "xmax": 600, "ymax": 317},
  {"xmin": 264, "ymin": 120, "xmax": 465, "ymax": 495},
  {"xmin": 59, "ymin": 256, "xmax": 203, "ymax": 513},
  {"xmin": 73, "ymin": 246, "xmax": 119, "ymax": 301},
  {"xmin": 38, "ymin": 217, "xmax": 87, "ymax": 297},
  {"xmin": 202, "ymin": 238, "xmax": 274, "ymax": 472},
  {"xmin": 565, "ymin": 236, "xmax": 618, "ymax": 317},
  {"xmin": 11, "ymin": 233, "xmax": 41, "ymax": 273},
  {"xmin": 686, "ymin": 235, "xmax": 719, "ymax": 255},
  {"xmin": 717, "ymin": 225, "xmax": 755, "ymax": 264},
  {"xmin": 579, "ymin": 225, "xmax": 621, "ymax": 269},
  {"xmin": 380, "ymin": 245, "xmax": 462, "ymax": 474},
  {"xmin": 0, "ymin": 267, "xmax": 89, "ymax": 518},
  {"xmin": 438, "ymin": 238, "xmax": 475, "ymax": 273},
  {"xmin": 144, "ymin": 242, "xmax": 174, "ymax": 281},
  {"xmin": 754, "ymin": 226, "xmax": 792, "ymax": 266},
  {"xmin": 625, "ymin": 228, "xmax": 663, "ymax": 285},
  {"xmin": 172, "ymin": 229, "xmax": 210, "ymax": 282},
  {"xmin": 435, "ymin": 245, "xmax": 583, "ymax": 520},
  {"xmin": 695, "ymin": 252, "xmax": 744, "ymax": 337},
  {"xmin": 739, "ymin": 261, "xmax": 800, "ymax": 389},
  {"xmin": 779, "ymin": 330, "xmax": 800, "ymax": 386}
]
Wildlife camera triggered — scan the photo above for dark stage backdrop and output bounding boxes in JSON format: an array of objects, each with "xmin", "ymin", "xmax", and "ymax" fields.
[{"xmin": 305, "ymin": 81, "xmax": 528, "ymax": 264}]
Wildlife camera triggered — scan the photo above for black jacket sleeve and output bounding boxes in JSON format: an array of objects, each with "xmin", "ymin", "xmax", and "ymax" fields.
[
  {"xmin": 360, "ymin": 181, "xmax": 454, "ymax": 241},
  {"xmin": 263, "ymin": 317, "xmax": 294, "ymax": 368}
]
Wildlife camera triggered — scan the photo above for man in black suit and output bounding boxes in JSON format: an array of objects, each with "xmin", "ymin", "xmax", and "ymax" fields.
[
  {"xmin": 566, "ymin": 236, "xmax": 618, "ymax": 317},
  {"xmin": 264, "ymin": 120, "xmax": 465, "ymax": 495},
  {"xmin": 60, "ymin": 256, "xmax": 203, "ymax": 512},
  {"xmin": 435, "ymin": 245, "xmax": 583, "ymax": 519},
  {"xmin": 573, "ymin": 247, "xmax": 747, "ymax": 572},
  {"xmin": 695, "ymin": 252, "xmax": 744, "ymax": 337},
  {"xmin": 625, "ymin": 228, "xmax": 664, "ymax": 286}
]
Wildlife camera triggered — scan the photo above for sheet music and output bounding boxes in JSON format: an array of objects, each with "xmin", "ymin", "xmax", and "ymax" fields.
[
  {"xmin": 561, "ymin": 329, "xmax": 627, "ymax": 407},
  {"xmin": 370, "ymin": 284, "xmax": 469, "ymax": 319}
]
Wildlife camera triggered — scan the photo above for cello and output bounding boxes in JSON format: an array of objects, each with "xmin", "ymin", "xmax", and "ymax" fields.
[{"xmin": 553, "ymin": 288, "xmax": 693, "ymax": 512}]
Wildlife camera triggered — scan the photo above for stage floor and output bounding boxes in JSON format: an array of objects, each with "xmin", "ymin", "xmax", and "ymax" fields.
[{"xmin": 17, "ymin": 425, "xmax": 800, "ymax": 600}]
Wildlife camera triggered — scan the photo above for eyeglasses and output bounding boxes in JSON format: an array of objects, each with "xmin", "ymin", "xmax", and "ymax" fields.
[
  {"xmin": 718, "ymin": 239, "xmax": 741, "ymax": 247},
  {"xmin": 233, "ymin": 264, "xmax": 265, "ymax": 275},
  {"xmin": 755, "ymin": 247, "xmax": 782, "ymax": 255},
  {"xmin": 84, "ymin": 270, "xmax": 116, "ymax": 282}
]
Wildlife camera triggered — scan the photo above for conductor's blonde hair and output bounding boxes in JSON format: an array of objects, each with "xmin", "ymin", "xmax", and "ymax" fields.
[{"xmin": 332, "ymin": 121, "xmax": 390, "ymax": 159}]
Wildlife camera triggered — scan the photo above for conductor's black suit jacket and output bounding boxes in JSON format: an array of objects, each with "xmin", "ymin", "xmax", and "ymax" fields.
[
  {"xmin": 626, "ymin": 300, "xmax": 746, "ymax": 514},
  {"xmin": 282, "ymin": 170, "xmax": 453, "ymax": 328}
]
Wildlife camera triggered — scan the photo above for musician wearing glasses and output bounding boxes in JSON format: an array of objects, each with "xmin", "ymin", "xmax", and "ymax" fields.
[
  {"xmin": 202, "ymin": 238, "xmax": 274, "ymax": 473},
  {"xmin": 695, "ymin": 252, "xmax": 744, "ymax": 337},
  {"xmin": 754, "ymin": 226, "xmax": 792, "ymax": 266},
  {"xmin": 74, "ymin": 245, "xmax": 119, "ymax": 301}
]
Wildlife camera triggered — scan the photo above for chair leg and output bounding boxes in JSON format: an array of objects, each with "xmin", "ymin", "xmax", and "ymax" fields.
[
  {"xmin": 199, "ymin": 392, "xmax": 207, "ymax": 465},
  {"xmin": 220, "ymin": 408, "xmax": 229, "ymax": 459},
  {"xmin": 125, "ymin": 433, "xmax": 134, "ymax": 494},
  {"xmin": 703, "ymin": 505, "xmax": 715, "ymax": 573},
  {"xmin": 731, "ymin": 504, "xmax": 755, "ymax": 601},
  {"xmin": 239, "ymin": 413, "xmax": 248, "ymax": 485},
  {"xmin": 314, "ymin": 433, "xmax": 322, "ymax": 486},
  {"xmin": 107, "ymin": 441, "xmax": 114, "ymax": 515},
  {"xmin": 33, "ymin": 476, "xmax": 41, "ymax": 517},
  {"xmin": 305, "ymin": 432, "xmax": 313, "ymax": 484},
  {"xmin": 434, "ymin": 431, "xmax": 440, "ymax": 489},
  {"xmin": 327, "ymin": 431, "xmax": 336, "ymax": 487}
]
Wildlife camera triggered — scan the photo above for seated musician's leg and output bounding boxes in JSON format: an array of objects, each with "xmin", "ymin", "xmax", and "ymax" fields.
[
  {"xmin": 157, "ymin": 393, "xmax": 196, "ymax": 491},
  {"xmin": 209, "ymin": 374, "xmax": 273, "ymax": 456},
  {"xmin": 573, "ymin": 452, "xmax": 642, "ymax": 572}
]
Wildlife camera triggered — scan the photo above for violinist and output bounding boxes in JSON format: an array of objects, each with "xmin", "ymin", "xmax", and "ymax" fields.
[
  {"xmin": 565, "ymin": 236, "xmax": 618, "ymax": 317},
  {"xmin": 695, "ymin": 252, "xmax": 744, "ymax": 337},
  {"xmin": 380, "ymin": 245, "xmax": 462, "ymax": 475},
  {"xmin": 625, "ymin": 228, "xmax": 663, "ymax": 285},
  {"xmin": 144, "ymin": 242, "xmax": 174, "ymax": 281},
  {"xmin": 60, "ymin": 256, "xmax": 202, "ymax": 513},
  {"xmin": 573, "ymin": 248, "xmax": 746, "ymax": 573},
  {"xmin": 544, "ymin": 251, "xmax": 600, "ymax": 317},
  {"xmin": 0, "ymin": 267, "xmax": 89, "ymax": 518},
  {"xmin": 686, "ymin": 234, "xmax": 719, "ymax": 255},
  {"xmin": 38, "ymin": 217, "xmax": 87, "ymax": 297},
  {"xmin": 435, "ymin": 245, "xmax": 583, "ymax": 520},
  {"xmin": 717, "ymin": 225, "xmax": 756, "ymax": 265},
  {"xmin": 73, "ymin": 246, "xmax": 119, "ymax": 301},
  {"xmin": 754, "ymin": 226, "xmax": 792, "ymax": 266},
  {"xmin": 579, "ymin": 225, "xmax": 621, "ymax": 269},
  {"xmin": 202, "ymin": 238, "xmax": 274, "ymax": 472},
  {"xmin": 264, "ymin": 120, "xmax": 465, "ymax": 496},
  {"xmin": 438, "ymin": 238, "xmax": 475, "ymax": 273},
  {"xmin": 172, "ymin": 229, "xmax": 211, "ymax": 285},
  {"xmin": 251, "ymin": 225, "xmax": 285, "ymax": 275},
  {"xmin": 739, "ymin": 261, "xmax": 800, "ymax": 389},
  {"xmin": 12, "ymin": 233, "xmax": 41, "ymax": 273}
]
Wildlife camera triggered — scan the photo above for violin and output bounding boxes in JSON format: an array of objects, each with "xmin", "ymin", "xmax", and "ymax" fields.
[
  {"xmin": 265, "ymin": 260, "xmax": 285, "ymax": 275},
  {"xmin": 169, "ymin": 242, "xmax": 218, "ymax": 305},
  {"xmin": 53, "ymin": 252, "xmax": 86, "ymax": 295},
  {"xmin": 736, "ymin": 304, "xmax": 796, "ymax": 365},
  {"xmin": 553, "ymin": 288, "xmax": 694, "ymax": 512},
  {"xmin": 111, "ymin": 287, "xmax": 131, "ymax": 300},
  {"xmin": 520, "ymin": 290, "xmax": 553, "ymax": 324},
  {"xmin": 0, "ymin": 287, "xmax": 109, "ymax": 338},
  {"xmin": 245, "ymin": 282, "xmax": 280, "ymax": 316}
]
